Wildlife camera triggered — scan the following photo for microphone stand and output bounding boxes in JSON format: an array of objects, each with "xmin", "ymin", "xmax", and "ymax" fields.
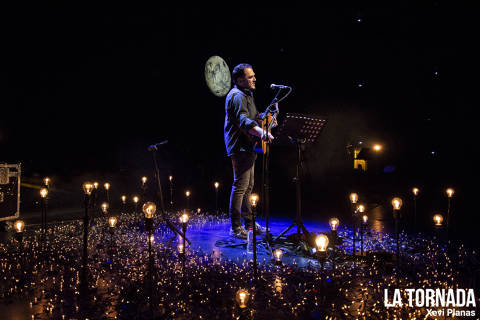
[
  {"xmin": 149, "ymin": 145, "xmax": 191, "ymax": 245},
  {"xmin": 260, "ymin": 88, "xmax": 283, "ymax": 258},
  {"xmin": 262, "ymin": 96, "xmax": 279, "ymax": 237}
]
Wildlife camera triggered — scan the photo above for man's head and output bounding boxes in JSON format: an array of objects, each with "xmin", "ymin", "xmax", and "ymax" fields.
[{"xmin": 232, "ymin": 63, "xmax": 256, "ymax": 91}]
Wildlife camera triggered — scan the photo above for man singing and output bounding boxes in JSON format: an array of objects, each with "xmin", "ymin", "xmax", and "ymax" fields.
[{"xmin": 224, "ymin": 63, "xmax": 273, "ymax": 239}]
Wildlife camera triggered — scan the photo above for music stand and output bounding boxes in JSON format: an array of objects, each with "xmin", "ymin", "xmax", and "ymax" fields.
[{"xmin": 273, "ymin": 113, "xmax": 327, "ymax": 241}]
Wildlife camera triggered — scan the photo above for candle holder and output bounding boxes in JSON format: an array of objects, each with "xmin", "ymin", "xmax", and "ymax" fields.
[
  {"xmin": 273, "ymin": 249, "xmax": 283, "ymax": 266},
  {"xmin": 14, "ymin": 220, "xmax": 25, "ymax": 285},
  {"xmin": 104, "ymin": 182, "xmax": 111, "ymax": 203},
  {"xmin": 214, "ymin": 182, "xmax": 220, "ymax": 214},
  {"xmin": 92, "ymin": 182, "xmax": 99, "ymax": 210},
  {"xmin": 412, "ymin": 187, "xmax": 419, "ymax": 233},
  {"xmin": 81, "ymin": 182, "xmax": 94, "ymax": 292},
  {"xmin": 185, "ymin": 190, "xmax": 191, "ymax": 212},
  {"xmin": 143, "ymin": 201, "xmax": 156, "ymax": 311},
  {"xmin": 40, "ymin": 187, "xmax": 49, "ymax": 245},
  {"xmin": 433, "ymin": 213, "xmax": 444, "ymax": 241},
  {"xmin": 315, "ymin": 234, "xmax": 329, "ymax": 271},
  {"xmin": 355, "ymin": 205, "xmax": 365, "ymax": 256},
  {"xmin": 141, "ymin": 176, "xmax": 147, "ymax": 200},
  {"xmin": 349, "ymin": 193, "xmax": 358, "ymax": 255},
  {"xmin": 169, "ymin": 175, "xmax": 174, "ymax": 209},
  {"xmin": 361, "ymin": 215, "xmax": 368, "ymax": 256},
  {"xmin": 391, "ymin": 197, "xmax": 403, "ymax": 264},
  {"xmin": 121, "ymin": 195, "xmax": 127, "ymax": 214},
  {"xmin": 14, "ymin": 219, "xmax": 25, "ymax": 243},
  {"xmin": 328, "ymin": 217, "xmax": 339, "ymax": 246},
  {"xmin": 133, "ymin": 196, "xmax": 139, "ymax": 215},
  {"xmin": 249, "ymin": 193, "xmax": 259, "ymax": 279},
  {"xmin": 107, "ymin": 216, "xmax": 117, "ymax": 266},
  {"xmin": 446, "ymin": 188, "xmax": 454, "ymax": 238},
  {"xmin": 179, "ymin": 212, "xmax": 189, "ymax": 256}
]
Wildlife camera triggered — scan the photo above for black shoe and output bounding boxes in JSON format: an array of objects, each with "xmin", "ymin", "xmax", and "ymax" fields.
[{"xmin": 229, "ymin": 227, "xmax": 248, "ymax": 239}]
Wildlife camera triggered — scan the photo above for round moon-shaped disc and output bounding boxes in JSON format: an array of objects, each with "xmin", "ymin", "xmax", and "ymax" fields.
[{"xmin": 204, "ymin": 56, "xmax": 231, "ymax": 97}]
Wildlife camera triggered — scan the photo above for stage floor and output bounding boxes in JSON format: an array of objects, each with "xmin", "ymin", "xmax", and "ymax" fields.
[{"xmin": 180, "ymin": 216, "xmax": 329, "ymax": 267}]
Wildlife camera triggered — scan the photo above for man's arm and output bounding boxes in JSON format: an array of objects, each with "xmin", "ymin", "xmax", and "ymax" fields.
[
  {"xmin": 232, "ymin": 94, "xmax": 274, "ymax": 142},
  {"xmin": 248, "ymin": 126, "xmax": 274, "ymax": 142}
]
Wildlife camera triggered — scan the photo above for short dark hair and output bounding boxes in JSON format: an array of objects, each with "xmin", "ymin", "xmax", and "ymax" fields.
[{"xmin": 232, "ymin": 63, "xmax": 252, "ymax": 84}]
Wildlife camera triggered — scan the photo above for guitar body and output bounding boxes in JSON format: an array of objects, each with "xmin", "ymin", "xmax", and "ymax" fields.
[
  {"xmin": 254, "ymin": 104, "xmax": 279, "ymax": 154},
  {"xmin": 259, "ymin": 114, "xmax": 273, "ymax": 154}
]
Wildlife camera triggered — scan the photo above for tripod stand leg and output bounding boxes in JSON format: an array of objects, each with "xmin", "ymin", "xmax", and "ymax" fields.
[
  {"xmin": 275, "ymin": 223, "xmax": 295, "ymax": 240},
  {"xmin": 299, "ymin": 222, "xmax": 310, "ymax": 237},
  {"xmin": 164, "ymin": 218, "xmax": 191, "ymax": 245}
]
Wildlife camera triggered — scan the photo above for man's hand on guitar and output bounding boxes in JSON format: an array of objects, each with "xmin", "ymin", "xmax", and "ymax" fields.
[
  {"xmin": 271, "ymin": 117, "xmax": 278, "ymax": 128},
  {"xmin": 250, "ymin": 126, "xmax": 274, "ymax": 143},
  {"xmin": 261, "ymin": 130, "xmax": 274, "ymax": 143}
]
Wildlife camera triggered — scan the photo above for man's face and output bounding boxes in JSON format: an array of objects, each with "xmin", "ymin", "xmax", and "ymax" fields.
[{"xmin": 237, "ymin": 68, "xmax": 256, "ymax": 91}]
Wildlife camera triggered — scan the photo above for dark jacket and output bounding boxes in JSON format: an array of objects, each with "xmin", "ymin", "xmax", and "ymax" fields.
[{"xmin": 224, "ymin": 85, "xmax": 261, "ymax": 156}]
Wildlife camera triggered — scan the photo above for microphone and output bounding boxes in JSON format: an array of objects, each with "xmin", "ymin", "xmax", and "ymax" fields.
[
  {"xmin": 270, "ymin": 83, "xmax": 291, "ymax": 90},
  {"xmin": 148, "ymin": 140, "xmax": 168, "ymax": 151}
]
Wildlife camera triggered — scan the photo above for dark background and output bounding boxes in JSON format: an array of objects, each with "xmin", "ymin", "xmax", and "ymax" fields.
[{"xmin": 0, "ymin": 3, "xmax": 476, "ymax": 242}]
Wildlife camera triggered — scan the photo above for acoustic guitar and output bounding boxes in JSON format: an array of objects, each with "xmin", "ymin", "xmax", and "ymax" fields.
[{"xmin": 254, "ymin": 103, "xmax": 279, "ymax": 154}]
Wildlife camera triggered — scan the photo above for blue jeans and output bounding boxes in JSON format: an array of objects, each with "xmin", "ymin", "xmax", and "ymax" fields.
[{"xmin": 229, "ymin": 152, "xmax": 256, "ymax": 230}]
